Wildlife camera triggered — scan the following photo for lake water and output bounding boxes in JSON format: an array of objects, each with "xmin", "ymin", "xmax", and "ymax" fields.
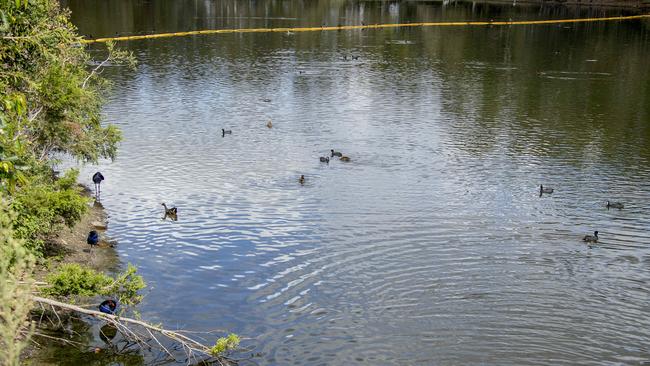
[{"xmin": 54, "ymin": 1, "xmax": 650, "ymax": 364}]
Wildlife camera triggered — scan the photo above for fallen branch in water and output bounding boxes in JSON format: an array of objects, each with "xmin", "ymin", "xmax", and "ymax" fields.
[{"xmin": 31, "ymin": 296, "xmax": 237, "ymax": 364}]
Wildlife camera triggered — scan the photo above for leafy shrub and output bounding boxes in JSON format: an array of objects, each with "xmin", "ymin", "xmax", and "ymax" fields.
[
  {"xmin": 10, "ymin": 169, "xmax": 88, "ymax": 255},
  {"xmin": 106, "ymin": 263, "xmax": 147, "ymax": 306},
  {"xmin": 210, "ymin": 333, "xmax": 240, "ymax": 356},
  {"xmin": 43, "ymin": 263, "xmax": 146, "ymax": 306},
  {"xmin": 43, "ymin": 263, "xmax": 113, "ymax": 298},
  {"xmin": 0, "ymin": 197, "xmax": 35, "ymax": 366}
]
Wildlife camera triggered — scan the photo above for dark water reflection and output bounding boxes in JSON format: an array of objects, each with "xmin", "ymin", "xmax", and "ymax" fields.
[{"xmin": 55, "ymin": 0, "xmax": 650, "ymax": 364}]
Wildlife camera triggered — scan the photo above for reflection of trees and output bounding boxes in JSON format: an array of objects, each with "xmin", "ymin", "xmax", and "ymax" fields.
[
  {"xmin": 62, "ymin": 0, "xmax": 646, "ymax": 38},
  {"xmin": 66, "ymin": 0, "xmax": 650, "ymax": 163},
  {"xmin": 434, "ymin": 19, "xmax": 650, "ymax": 164}
]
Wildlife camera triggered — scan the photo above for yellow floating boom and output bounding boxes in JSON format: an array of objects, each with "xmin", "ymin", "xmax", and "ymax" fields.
[{"xmin": 81, "ymin": 14, "xmax": 650, "ymax": 44}]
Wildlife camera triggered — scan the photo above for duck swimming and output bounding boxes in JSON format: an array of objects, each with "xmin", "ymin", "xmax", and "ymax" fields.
[
  {"xmin": 320, "ymin": 157, "xmax": 330, "ymax": 164},
  {"xmin": 331, "ymin": 149, "xmax": 342, "ymax": 157},
  {"xmin": 540, "ymin": 185, "xmax": 554, "ymax": 196},
  {"xmin": 606, "ymin": 201, "xmax": 624, "ymax": 210},
  {"xmin": 582, "ymin": 231, "xmax": 598, "ymax": 243},
  {"xmin": 299, "ymin": 175, "xmax": 305, "ymax": 184},
  {"xmin": 222, "ymin": 129, "xmax": 232, "ymax": 137},
  {"xmin": 266, "ymin": 120, "xmax": 273, "ymax": 128},
  {"xmin": 340, "ymin": 156, "xmax": 351, "ymax": 162},
  {"xmin": 161, "ymin": 203, "xmax": 177, "ymax": 221},
  {"xmin": 162, "ymin": 203, "xmax": 177, "ymax": 215}
]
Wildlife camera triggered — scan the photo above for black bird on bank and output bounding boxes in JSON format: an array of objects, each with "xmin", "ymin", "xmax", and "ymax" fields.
[
  {"xmin": 92, "ymin": 172, "xmax": 104, "ymax": 198},
  {"xmin": 98, "ymin": 299, "xmax": 117, "ymax": 315},
  {"xmin": 87, "ymin": 230, "xmax": 99, "ymax": 251}
]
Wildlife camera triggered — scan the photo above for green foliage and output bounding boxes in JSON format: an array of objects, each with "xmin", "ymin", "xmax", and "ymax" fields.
[
  {"xmin": 10, "ymin": 169, "xmax": 88, "ymax": 253},
  {"xmin": 1, "ymin": 0, "xmax": 133, "ymax": 257},
  {"xmin": 210, "ymin": 333, "xmax": 241, "ymax": 357},
  {"xmin": 43, "ymin": 263, "xmax": 146, "ymax": 307},
  {"xmin": 0, "ymin": 197, "xmax": 35, "ymax": 366},
  {"xmin": 43, "ymin": 263, "xmax": 112, "ymax": 297},
  {"xmin": 107, "ymin": 263, "xmax": 146, "ymax": 306},
  {"xmin": 0, "ymin": 0, "xmax": 132, "ymax": 164}
]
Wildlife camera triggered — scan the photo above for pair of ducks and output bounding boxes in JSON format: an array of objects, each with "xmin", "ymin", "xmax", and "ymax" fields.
[
  {"xmin": 541, "ymin": 185, "xmax": 625, "ymax": 209},
  {"xmin": 540, "ymin": 185, "xmax": 624, "ymax": 244},
  {"xmin": 581, "ymin": 202, "xmax": 623, "ymax": 244},
  {"xmin": 321, "ymin": 150, "xmax": 351, "ymax": 163}
]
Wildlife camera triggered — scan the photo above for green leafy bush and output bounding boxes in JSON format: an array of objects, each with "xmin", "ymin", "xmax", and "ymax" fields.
[
  {"xmin": 0, "ymin": 197, "xmax": 35, "ymax": 366},
  {"xmin": 210, "ymin": 333, "xmax": 241, "ymax": 356},
  {"xmin": 43, "ymin": 263, "xmax": 146, "ymax": 306},
  {"xmin": 10, "ymin": 169, "xmax": 88, "ymax": 254},
  {"xmin": 107, "ymin": 263, "xmax": 147, "ymax": 306},
  {"xmin": 43, "ymin": 263, "xmax": 112, "ymax": 298}
]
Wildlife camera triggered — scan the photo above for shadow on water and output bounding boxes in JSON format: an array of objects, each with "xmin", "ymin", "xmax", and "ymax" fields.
[{"xmin": 39, "ymin": 0, "xmax": 650, "ymax": 365}]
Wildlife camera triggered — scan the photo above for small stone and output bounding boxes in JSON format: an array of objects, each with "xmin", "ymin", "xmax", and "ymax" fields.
[{"xmin": 91, "ymin": 221, "xmax": 107, "ymax": 230}]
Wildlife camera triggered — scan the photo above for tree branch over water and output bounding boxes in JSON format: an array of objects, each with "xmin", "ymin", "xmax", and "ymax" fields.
[{"xmin": 31, "ymin": 296, "xmax": 241, "ymax": 364}]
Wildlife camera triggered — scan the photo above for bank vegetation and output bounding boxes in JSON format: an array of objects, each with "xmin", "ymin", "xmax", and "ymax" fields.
[{"xmin": 0, "ymin": 0, "xmax": 239, "ymax": 363}]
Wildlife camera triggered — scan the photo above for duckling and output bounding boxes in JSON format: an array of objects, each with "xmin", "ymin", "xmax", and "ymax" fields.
[
  {"xmin": 582, "ymin": 231, "xmax": 598, "ymax": 243},
  {"xmin": 222, "ymin": 129, "xmax": 232, "ymax": 137},
  {"xmin": 331, "ymin": 149, "xmax": 342, "ymax": 157},
  {"xmin": 606, "ymin": 201, "xmax": 624, "ymax": 210},
  {"xmin": 340, "ymin": 156, "xmax": 351, "ymax": 162},
  {"xmin": 320, "ymin": 157, "xmax": 330, "ymax": 164},
  {"xmin": 299, "ymin": 175, "xmax": 305, "ymax": 184},
  {"xmin": 539, "ymin": 185, "xmax": 554, "ymax": 196},
  {"xmin": 266, "ymin": 120, "xmax": 273, "ymax": 128}
]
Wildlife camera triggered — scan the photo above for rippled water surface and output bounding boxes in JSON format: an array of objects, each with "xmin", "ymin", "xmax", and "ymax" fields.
[{"xmin": 59, "ymin": 1, "xmax": 650, "ymax": 364}]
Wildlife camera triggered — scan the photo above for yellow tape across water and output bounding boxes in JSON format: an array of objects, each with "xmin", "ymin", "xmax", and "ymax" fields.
[{"xmin": 81, "ymin": 14, "xmax": 650, "ymax": 44}]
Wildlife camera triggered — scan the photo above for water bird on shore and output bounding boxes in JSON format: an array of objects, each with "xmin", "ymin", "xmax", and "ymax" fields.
[
  {"xmin": 539, "ymin": 185, "xmax": 553, "ymax": 196},
  {"xmin": 331, "ymin": 149, "xmax": 342, "ymax": 157},
  {"xmin": 222, "ymin": 129, "xmax": 232, "ymax": 137},
  {"xmin": 299, "ymin": 175, "xmax": 305, "ymax": 184},
  {"xmin": 340, "ymin": 156, "xmax": 351, "ymax": 162},
  {"xmin": 582, "ymin": 231, "xmax": 598, "ymax": 243},
  {"xmin": 98, "ymin": 299, "xmax": 117, "ymax": 315},
  {"xmin": 606, "ymin": 201, "xmax": 624, "ymax": 210},
  {"xmin": 267, "ymin": 120, "xmax": 273, "ymax": 128},
  {"xmin": 320, "ymin": 157, "xmax": 330, "ymax": 164},
  {"xmin": 92, "ymin": 172, "xmax": 104, "ymax": 198},
  {"xmin": 87, "ymin": 230, "xmax": 99, "ymax": 251}
]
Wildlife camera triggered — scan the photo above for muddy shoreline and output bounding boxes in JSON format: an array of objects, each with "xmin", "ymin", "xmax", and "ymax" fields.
[
  {"xmin": 23, "ymin": 185, "xmax": 124, "ymax": 364},
  {"xmin": 34, "ymin": 186, "xmax": 120, "ymax": 278}
]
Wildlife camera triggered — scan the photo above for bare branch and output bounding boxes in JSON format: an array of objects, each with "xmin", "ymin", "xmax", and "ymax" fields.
[
  {"xmin": 82, "ymin": 54, "xmax": 111, "ymax": 89},
  {"xmin": 31, "ymin": 296, "xmax": 227, "ymax": 362}
]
